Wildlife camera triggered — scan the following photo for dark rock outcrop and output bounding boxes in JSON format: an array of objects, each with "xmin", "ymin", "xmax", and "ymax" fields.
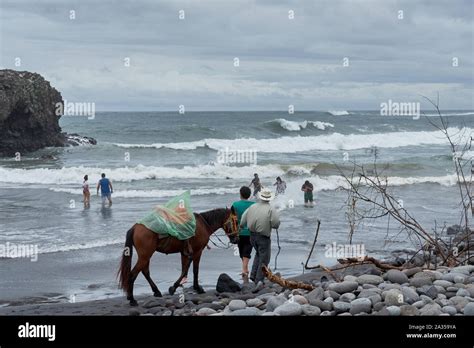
[
  {"xmin": 216, "ymin": 273, "xmax": 241, "ymax": 293},
  {"xmin": 0, "ymin": 69, "xmax": 95, "ymax": 156}
]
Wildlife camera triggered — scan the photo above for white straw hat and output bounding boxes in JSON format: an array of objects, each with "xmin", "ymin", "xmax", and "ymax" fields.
[{"xmin": 258, "ymin": 187, "xmax": 274, "ymax": 201}]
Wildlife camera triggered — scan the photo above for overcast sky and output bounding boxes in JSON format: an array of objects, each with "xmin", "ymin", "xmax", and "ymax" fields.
[{"xmin": 0, "ymin": 0, "xmax": 472, "ymax": 111}]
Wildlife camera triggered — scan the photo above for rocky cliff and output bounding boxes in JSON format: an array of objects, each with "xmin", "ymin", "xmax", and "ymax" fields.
[{"xmin": 0, "ymin": 69, "xmax": 95, "ymax": 156}]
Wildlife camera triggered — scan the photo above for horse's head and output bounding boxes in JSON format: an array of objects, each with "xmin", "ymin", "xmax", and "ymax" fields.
[{"xmin": 223, "ymin": 206, "xmax": 239, "ymax": 244}]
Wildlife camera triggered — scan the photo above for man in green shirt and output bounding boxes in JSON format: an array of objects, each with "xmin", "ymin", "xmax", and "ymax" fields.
[{"xmin": 232, "ymin": 186, "xmax": 255, "ymax": 279}]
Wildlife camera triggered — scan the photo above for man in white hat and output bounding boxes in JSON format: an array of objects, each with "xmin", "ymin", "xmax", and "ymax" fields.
[{"xmin": 240, "ymin": 187, "xmax": 280, "ymax": 288}]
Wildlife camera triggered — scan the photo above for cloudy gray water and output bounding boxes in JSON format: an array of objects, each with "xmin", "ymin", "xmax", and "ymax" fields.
[{"xmin": 0, "ymin": 110, "xmax": 472, "ymax": 304}]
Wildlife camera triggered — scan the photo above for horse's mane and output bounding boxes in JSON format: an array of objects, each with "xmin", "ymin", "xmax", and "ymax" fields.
[{"xmin": 198, "ymin": 208, "xmax": 228, "ymax": 225}]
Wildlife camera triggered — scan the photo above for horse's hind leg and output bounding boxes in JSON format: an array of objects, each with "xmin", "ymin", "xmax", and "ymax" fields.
[
  {"xmin": 169, "ymin": 252, "xmax": 192, "ymax": 295},
  {"xmin": 142, "ymin": 261, "xmax": 162, "ymax": 297},
  {"xmin": 192, "ymin": 249, "xmax": 205, "ymax": 294},
  {"xmin": 128, "ymin": 257, "xmax": 148, "ymax": 306}
]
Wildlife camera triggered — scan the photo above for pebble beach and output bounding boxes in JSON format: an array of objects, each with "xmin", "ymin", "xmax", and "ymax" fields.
[{"xmin": 2, "ymin": 263, "xmax": 473, "ymax": 316}]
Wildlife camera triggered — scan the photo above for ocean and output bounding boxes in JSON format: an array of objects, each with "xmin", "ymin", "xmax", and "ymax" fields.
[{"xmin": 0, "ymin": 110, "xmax": 472, "ymax": 305}]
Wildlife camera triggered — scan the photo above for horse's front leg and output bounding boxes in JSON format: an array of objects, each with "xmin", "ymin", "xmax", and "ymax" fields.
[
  {"xmin": 169, "ymin": 252, "xmax": 192, "ymax": 295},
  {"xmin": 192, "ymin": 249, "xmax": 205, "ymax": 294}
]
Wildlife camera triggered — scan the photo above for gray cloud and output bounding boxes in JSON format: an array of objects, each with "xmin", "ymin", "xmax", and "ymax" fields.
[{"xmin": 0, "ymin": 0, "xmax": 472, "ymax": 110}]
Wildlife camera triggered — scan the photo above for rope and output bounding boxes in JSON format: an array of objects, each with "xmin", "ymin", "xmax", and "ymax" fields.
[{"xmin": 274, "ymin": 228, "xmax": 281, "ymax": 270}]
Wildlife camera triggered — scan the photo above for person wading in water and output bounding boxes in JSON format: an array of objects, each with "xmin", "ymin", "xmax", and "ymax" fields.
[
  {"xmin": 249, "ymin": 173, "xmax": 262, "ymax": 198},
  {"xmin": 97, "ymin": 173, "xmax": 113, "ymax": 206},
  {"xmin": 301, "ymin": 180, "xmax": 314, "ymax": 207}
]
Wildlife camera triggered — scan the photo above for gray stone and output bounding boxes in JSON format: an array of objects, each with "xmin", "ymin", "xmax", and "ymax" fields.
[
  {"xmin": 414, "ymin": 271, "xmax": 437, "ymax": 281},
  {"xmin": 305, "ymin": 287, "xmax": 324, "ymax": 303},
  {"xmin": 436, "ymin": 298, "xmax": 451, "ymax": 307},
  {"xmin": 367, "ymin": 294, "xmax": 382, "ymax": 306},
  {"xmin": 309, "ymin": 299, "xmax": 332, "ymax": 311},
  {"xmin": 383, "ymin": 289, "xmax": 404, "ymax": 306},
  {"xmin": 441, "ymin": 306, "xmax": 457, "ymax": 315},
  {"xmin": 386, "ymin": 270, "xmax": 409, "ymax": 284},
  {"xmin": 291, "ymin": 295, "xmax": 308, "ymax": 305},
  {"xmin": 228, "ymin": 299, "xmax": 247, "ymax": 311},
  {"xmin": 464, "ymin": 302, "xmax": 474, "ymax": 316},
  {"xmin": 420, "ymin": 295, "xmax": 434, "ymax": 303},
  {"xmin": 357, "ymin": 274, "xmax": 384, "ymax": 285},
  {"xmin": 343, "ymin": 275, "xmax": 358, "ymax": 282},
  {"xmin": 358, "ymin": 289, "xmax": 382, "ymax": 298},
  {"xmin": 246, "ymin": 298, "xmax": 264, "ymax": 307},
  {"xmin": 452, "ymin": 265, "xmax": 474, "ymax": 274},
  {"xmin": 409, "ymin": 277, "xmax": 432, "ymax": 287},
  {"xmin": 320, "ymin": 310, "xmax": 334, "ymax": 316},
  {"xmin": 324, "ymin": 290, "xmax": 340, "ymax": 300},
  {"xmin": 450, "ymin": 296, "xmax": 469, "ymax": 311},
  {"xmin": 373, "ymin": 302, "xmax": 385, "ymax": 311},
  {"xmin": 142, "ymin": 298, "xmax": 166, "ymax": 309},
  {"xmin": 324, "ymin": 297, "xmax": 334, "ymax": 305},
  {"xmin": 228, "ymin": 307, "xmax": 261, "ymax": 316},
  {"xmin": 265, "ymin": 295, "xmax": 287, "ymax": 312},
  {"xmin": 400, "ymin": 305, "xmax": 420, "ymax": 316},
  {"xmin": 339, "ymin": 293, "xmax": 357, "ymax": 303},
  {"xmin": 403, "ymin": 267, "xmax": 422, "ymax": 277},
  {"xmin": 362, "ymin": 284, "xmax": 377, "ymax": 289},
  {"xmin": 196, "ymin": 307, "xmax": 217, "ymax": 316},
  {"xmin": 129, "ymin": 308, "xmax": 141, "ymax": 316},
  {"xmin": 301, "ymin": 304, "xmax": 321, "ymax": 316},
  {"xmin": 349, "ymin": 298, "xmax": 372, "ymax": 315},
  {"xmin": 417, "ymin": 285, "xmax": 438, "ymax": 299},
  {"xmin": 379, "ymin": 283, "xmax": 401, "ymax": 290},
  {"xmin": 328, "ymin": 281, "xmax": 359, "ymax": 294},
  {"xmin": 401, "ymin": 287, "xmax": 420, "ymax": 304},
  {"xmin": 196, "ymin": 302, "xmax": 225, "ymax": 311},
  {"xmin": 274, "ymin": 302, "xmax": 302, "ymax": 316},
  {"xmin": 333, "ymin": 301, "xmax": 352, "ymax": 313},
  {"xmin": 419, "ymin": 303, "xmax": 442, "ymax": 316},
  {"xmin": 456, "ymin": 288, "xmax": 470, "ymax": 297},
  {"xmin": 413, "ymin": 300, "xmax": 425, "ymax": 309},
  {"xmin": 434, "ymin": 285, "xmax": 446, "ymax": 294},
  {"xmin": 386, "ymin": 306, "xmax": 401, "ymax": 316},
  {"xmin": 441, "ymin": 272, "xmax": 467, "ymax": 283},
  {"xmin": 433, "ymin": 280, "xmax": 453, "ymax": 288},
  {"xmin": 337, "ymin": 312, "xmax": 352, "ymax": 316}
]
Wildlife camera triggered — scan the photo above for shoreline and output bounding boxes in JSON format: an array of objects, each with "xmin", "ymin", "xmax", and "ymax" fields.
[{"xmin": 1, "ymin": 263, "xmax": 473, "ymax": 316}]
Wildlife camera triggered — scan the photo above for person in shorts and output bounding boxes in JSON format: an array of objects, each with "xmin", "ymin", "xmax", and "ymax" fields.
[
  {"xmin": 231, "ymin": 186, "xmax": 255, "ymax": 280},
  {"xmin": 301, "ymin": 180, "xmax": 314, "ymax": 206},
  {"xmin": 97, "ymin": 173, "xmax": 113, "ymax": 205}
]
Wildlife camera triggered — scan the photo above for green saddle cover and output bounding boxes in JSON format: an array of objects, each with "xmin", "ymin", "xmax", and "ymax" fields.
[{"xmin": 138, "ymin": 191, "xmax": 196, "ymax": 240}]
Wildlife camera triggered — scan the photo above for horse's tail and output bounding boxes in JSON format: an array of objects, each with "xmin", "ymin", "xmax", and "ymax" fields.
[{"xmin": 118, "ymin": 226, "xmax": 135, "ymax": 293}]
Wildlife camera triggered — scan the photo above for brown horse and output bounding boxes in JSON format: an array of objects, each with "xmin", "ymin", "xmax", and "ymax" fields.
[{"xmin": 118, "ymin": 207, "xmax": 238, "ymax": 306}]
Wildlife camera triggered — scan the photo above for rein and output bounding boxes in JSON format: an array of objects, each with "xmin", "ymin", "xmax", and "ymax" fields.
[{"xmin": 198, "ymin": 210, "xmax": 238, "ymax": 249}]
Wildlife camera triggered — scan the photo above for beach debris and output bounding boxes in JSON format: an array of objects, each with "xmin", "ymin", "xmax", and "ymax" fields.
[{"xmin": 262, "ymin": 265, "xmax": 315, "ymax": 290}]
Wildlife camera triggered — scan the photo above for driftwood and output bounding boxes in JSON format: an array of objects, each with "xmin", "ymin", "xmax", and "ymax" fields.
[
  {"xmin": 262, "ymin": 265, "xmax": 315, "ymax": 290},
  {"xmin": 336, "ymin": 256, "xmax": 404, "ymax": 270}
]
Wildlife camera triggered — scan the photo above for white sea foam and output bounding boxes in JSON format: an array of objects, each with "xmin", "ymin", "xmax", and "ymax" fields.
[
  {"xmin": 269, "ymin": 118, "xmax": 335, "ymax": 131},
  {"xmin": 50, "ymin": 187, "xmax": 239, "ymax": 198},
  {"xmin": 39, "ymin": 173, "xmax": 462, "ymax": 200},
  {"xmin": 0, "ymin": 164, "xmax": 285, "ymax": 184},
  {"xmin": 113, "ymin": 127, "xmax": 470, "ymax": 153},
  {"xmin": 328, "ymin": 110, "xmax": 350, "ymax": 116}
]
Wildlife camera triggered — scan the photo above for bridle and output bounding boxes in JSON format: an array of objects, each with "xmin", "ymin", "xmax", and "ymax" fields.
[{"xmin": 222, "ymin": 210, "xmax": 239, "ymax": 238}]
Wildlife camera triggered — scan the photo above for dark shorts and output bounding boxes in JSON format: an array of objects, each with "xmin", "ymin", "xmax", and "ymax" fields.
[
  {"xmin": 304, "ymin": 191, "xmax": 313, "ymax": 202},
  {"xmin": 238, "ymin": 235, "xmax": 252, "ymax": 259}
]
